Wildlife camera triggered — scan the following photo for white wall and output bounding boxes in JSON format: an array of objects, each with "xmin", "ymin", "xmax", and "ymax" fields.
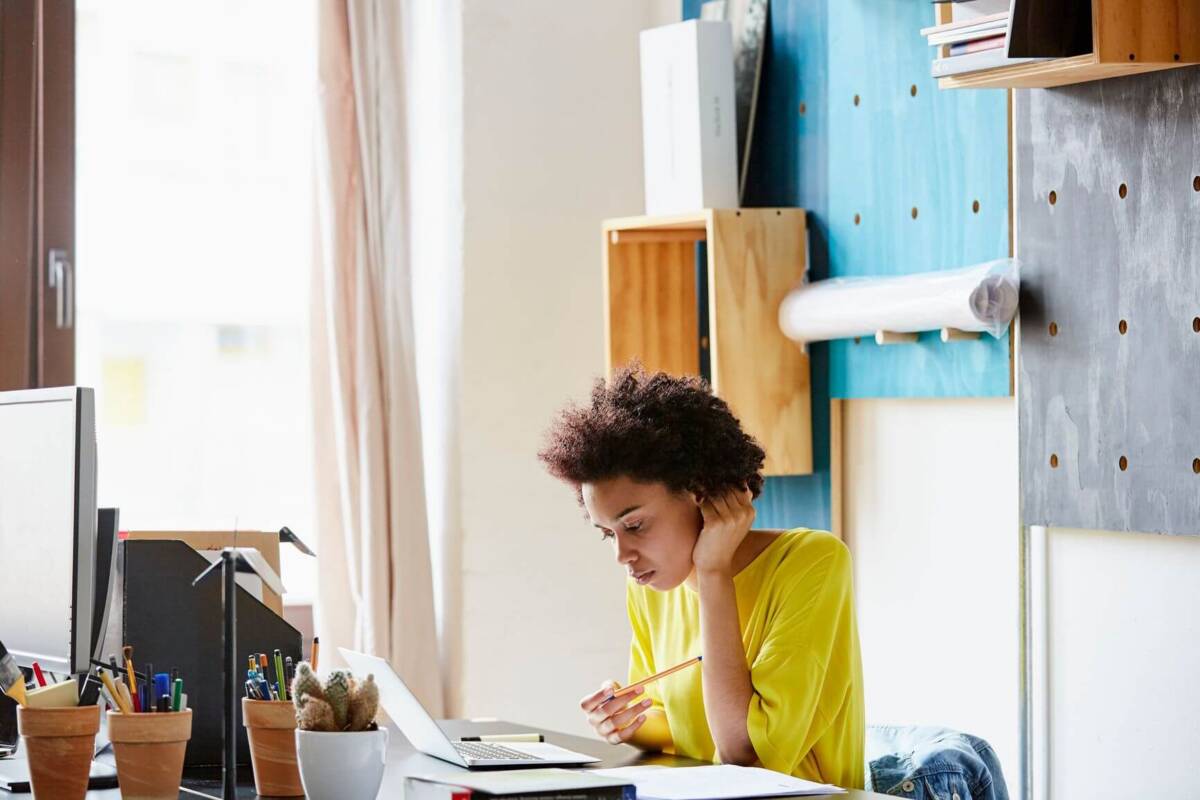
[
  {"xmin": 1042, "ymin": 527, "xmax": 1200, "ymax": 798},
  {"xmin": 844, "ymin": 398, "xmax": 1021, "ymax": 784},
  {"xmin": 457, "ymin": 0, "xmax": 679, "ymax": 734}
]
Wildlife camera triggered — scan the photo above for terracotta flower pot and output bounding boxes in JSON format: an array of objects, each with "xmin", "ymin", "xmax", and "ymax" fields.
[
  {"xmin": 16, "ymin": 704, "xmax": 100, "ymax": 800},
  {"xmin": 242, "ymin": 698, "xmax": 304, "ymax": 797},
  {"xmin": 107, "ymin": 709, "xmax": 192, "ymax": 800}
]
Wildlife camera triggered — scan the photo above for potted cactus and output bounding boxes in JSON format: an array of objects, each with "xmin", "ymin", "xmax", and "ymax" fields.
[{"xmin": 291, "ymin": 662, "xmax": 388, "ymax": 800}]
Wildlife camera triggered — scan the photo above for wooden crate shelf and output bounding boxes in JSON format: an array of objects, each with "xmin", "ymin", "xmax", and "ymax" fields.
[
  {"xmin": 602, "ymin": 209, "xmax": 813, "ymax": 477},
  {"xmin": 937, "ymin": 0, "xmax": 1199, "ymax": 90}
]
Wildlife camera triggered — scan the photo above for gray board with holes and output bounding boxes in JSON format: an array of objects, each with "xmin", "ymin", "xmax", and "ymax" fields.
[{"xmin": 1015, "ymin": 69, "xmax": 1200, "ymax": 535}]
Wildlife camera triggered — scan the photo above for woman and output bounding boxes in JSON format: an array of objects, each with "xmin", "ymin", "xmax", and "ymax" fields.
[{"xmin": 538, "ymin": 366, "xmax": 865, "ymax": 789}]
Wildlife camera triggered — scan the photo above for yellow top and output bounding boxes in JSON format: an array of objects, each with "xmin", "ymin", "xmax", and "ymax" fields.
[{"xmin": 626, "ymin": 529, "xmax": 865, "ymax": 789}]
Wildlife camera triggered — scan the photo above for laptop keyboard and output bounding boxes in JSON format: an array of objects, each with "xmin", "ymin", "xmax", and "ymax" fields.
[{"xmin": 453, "ymin": 741, "xmax": 543, "ymax": 762}]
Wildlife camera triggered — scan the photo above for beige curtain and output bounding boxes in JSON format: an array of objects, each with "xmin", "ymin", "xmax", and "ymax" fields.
[{"xmin": 311, "ymin": 0, "xmax": 444, "ymax": 714}]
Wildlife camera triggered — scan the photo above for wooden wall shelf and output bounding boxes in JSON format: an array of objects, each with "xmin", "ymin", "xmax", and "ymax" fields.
[
  {"xmin": 602, "ymin": 209, "xmax": 813, "ymax": 476},
  {"xmin": 937, "ymin": 0, "xmax": 1199, "ymax": 90}
]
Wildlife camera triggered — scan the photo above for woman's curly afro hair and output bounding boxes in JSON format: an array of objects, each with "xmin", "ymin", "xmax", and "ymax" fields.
[{"xmin": 538, "ymin": 363, "xmax": 765, "ymax": 504}]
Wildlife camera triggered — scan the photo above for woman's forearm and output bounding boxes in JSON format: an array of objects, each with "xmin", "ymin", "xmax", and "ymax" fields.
[
  {"xmin": 697, "ymin": 569, "xmax": 758, "ymax": 765},
  {"xmin": 626, "ymin": 707, "xmax": 674, "ymax": 753}
]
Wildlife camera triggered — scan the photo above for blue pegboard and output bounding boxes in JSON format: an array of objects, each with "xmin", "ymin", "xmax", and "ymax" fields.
[
  {"xmin": 682, "ymin": 0, "xmax": 1010, "ymax": 526},
  {"xmin": 825, "ymin": 0, "xmax": 1010, "ymax": 397},
  {"xmin": 685, "ymin": 0, "xmax": 835, "ymax": 528}
]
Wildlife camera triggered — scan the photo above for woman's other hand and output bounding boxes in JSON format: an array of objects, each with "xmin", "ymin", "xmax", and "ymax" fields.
[
  {"xmin": 579, "ymin": 680, "xmax": 652, "ymax": 745},
  {"xmin": 692, "ymin": 486, "xmax": 755, "ymax": 577}
]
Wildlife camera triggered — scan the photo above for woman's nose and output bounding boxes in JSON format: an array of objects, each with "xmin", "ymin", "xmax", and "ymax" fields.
[{"xmin": 615, "ymin": 534, "xmax": 637, "ymax": 565}]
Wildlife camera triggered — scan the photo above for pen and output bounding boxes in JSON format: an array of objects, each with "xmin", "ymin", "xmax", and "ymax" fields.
[
  {"xmin": 31, "ymin": 662, "xmax": 47, "ymax": 688},
  {"xmin": 144, "ymin": 662, "xmax": 154, "ymax": 712},
  {"xmin": 311, "ymin": 636, "xmax": 320, "ymax": 672},
  {"xmin": 155, "ymin": 673, "xmax": 170, "ymax": 710},
  {"xmin": 172, "ymin": 678, "xmax": 184, "ymax": 712},
  {"xmin": 285, "ymin": 656, "xmax": 294, "ymax": 695},
  {"xmin": 459, "ymin": 734, "xmax": 545, "ymax": 743},
  {"xmin": 607, "ymin": 655, "xmax": 703, "ymax": 702}
]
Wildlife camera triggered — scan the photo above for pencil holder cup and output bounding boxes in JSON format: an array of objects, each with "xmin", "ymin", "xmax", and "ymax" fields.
[
  {"xmin": 16, "ymin": 704, "xmax": 100, "ymax": 800},
  {"xmin": 106, "ymin": 709, "xmax": 192, "ymax": 800},
  {"xmin": 295, "ymin": 727, "xmax": 389, "ymax": 800},
  {"xmin": 242, "ymin": 698, "xmax": 304, "ymax": 797}
]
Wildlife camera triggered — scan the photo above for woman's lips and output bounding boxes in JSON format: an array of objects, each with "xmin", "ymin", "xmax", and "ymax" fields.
[{"xmin": 633, "ymin": 570, "xmax": 656, "ymax": 585}]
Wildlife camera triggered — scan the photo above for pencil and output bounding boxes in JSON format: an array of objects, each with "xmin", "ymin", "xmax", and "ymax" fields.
[
  {"xmin": 609, "ymin": 655, "xmax": 703, "ymax": 701},
  {"xmin": 273, "ymin": 650, "xmax": 287, "ymax": 702},
  {"xmin": 311, "ymin": 637, "xmax": 319, "ymax": 672},
  {"xmin": 98, "ymin": 668, "xmax": 132, "ymax": 714}
]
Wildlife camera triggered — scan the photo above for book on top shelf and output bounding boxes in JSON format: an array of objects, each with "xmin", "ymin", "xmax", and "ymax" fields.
[{"xmin": 949, "ymin": 35, "xmax": 1006, "ymax": 56}]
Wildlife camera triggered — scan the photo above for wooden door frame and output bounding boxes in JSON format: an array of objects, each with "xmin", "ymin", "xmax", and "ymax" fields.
[
  {"xmin": 0, "ymin": 0, "xmax": 75, "ymax": 391},
  {"xmin": 0, "ymin": 1, "xmax": 39, "ymax": 390}
]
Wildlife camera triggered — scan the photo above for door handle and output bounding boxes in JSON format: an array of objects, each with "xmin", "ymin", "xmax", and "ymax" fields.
[{"xmin": 47, "ymin": 248, "xmax": 73, "ymax": 329}]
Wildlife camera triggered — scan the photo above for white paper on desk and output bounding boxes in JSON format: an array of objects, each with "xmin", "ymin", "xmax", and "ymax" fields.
[
  {"xmin": 590, "ymin": 765, "xmax": 845, "ymax": 799},
  {"xmin": 411, "ymin": 768, "xmax": 630, "ymax": 795}
]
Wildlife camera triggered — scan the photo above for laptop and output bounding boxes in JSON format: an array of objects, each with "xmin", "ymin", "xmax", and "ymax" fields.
[{"xmin": 339, "ymin": 649, "xmax": 600, "ymax": 768}]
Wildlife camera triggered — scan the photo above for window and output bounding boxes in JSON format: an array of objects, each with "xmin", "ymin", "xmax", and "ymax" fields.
[{"xmin": 76, "ymin": 0, "xmax": 318, "ymax": 603}]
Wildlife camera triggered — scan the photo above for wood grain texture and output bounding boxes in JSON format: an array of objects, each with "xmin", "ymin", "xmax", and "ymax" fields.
[
  {"xmin": 827, "ymin": 0, "xmax": 1011, "ymax": 398},
  {"xmin": 0, "ymin": 1, "xmax": 38, "ymax": 390},
  {"xmin": 1096, "ymin": 0, "xmax": 1200, "ymax": 63},
  {"xmin": 941, "ymin": 0, "xmax": 1200, "ymax": 89},
  {"xmin": 603, "ymin": 236, "xmax": 699, "ymax": 378},
  {"xmin": 938, "ymin": 54, "xmax": 1181, "ymax": 89},
  {"xmin": 609, "ymin": 229, "xmax": 706, "ymax": 245},
  {"xmin": 830, "ymin": 398, "xmax": 844, "ymax": 540},
  {"xmin": 1015, "ymin": 67, "xmax": 1200, "ymax": 535},
  {"xmin": 708, "ymin": 209, "xmax": 813, "ymax": 475}
]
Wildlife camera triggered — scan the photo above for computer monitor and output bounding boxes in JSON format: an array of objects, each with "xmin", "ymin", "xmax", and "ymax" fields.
[{"xmin": 0, "ymin": 386, "xmax": 99, "ymax": 675}]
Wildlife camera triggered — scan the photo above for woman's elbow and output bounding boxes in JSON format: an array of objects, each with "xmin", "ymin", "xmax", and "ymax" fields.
[{"xmin": 718, "ymin": 744, "xmax": 760, "ymax": 767}]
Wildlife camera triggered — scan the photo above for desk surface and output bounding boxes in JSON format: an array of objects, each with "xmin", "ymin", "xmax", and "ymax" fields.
[{"xmin": 74, "ymin": 719, "xmax": 891, "ymax": 799}]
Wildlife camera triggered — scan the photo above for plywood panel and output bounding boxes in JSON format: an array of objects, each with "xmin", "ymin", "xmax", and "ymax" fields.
[
  {"xmin": 826, "ymin": 0, "xmax": 1012, "ymax": 398},
  {"xmin": 603, "ymin": 239, "xmax": 699, "ymax": 378},
  {"xmin": 1015, "ymin": 68, "xmax": 1200, "ymax": 535},
  {"xmin": 1096, "ymin": 0, "xmax": 1200, "ymax": 63},
  {"xmin": 708, "ymin": 209, "xmax": 812, "ymax": 475}
]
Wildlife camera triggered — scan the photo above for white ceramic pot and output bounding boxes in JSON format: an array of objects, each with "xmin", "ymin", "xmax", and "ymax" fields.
[{"xmin": 295, "ymin": 727, "xmax": 389, "ymax": 800}]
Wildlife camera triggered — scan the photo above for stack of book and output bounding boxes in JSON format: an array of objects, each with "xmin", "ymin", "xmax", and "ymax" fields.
[{"xmin": 922, "ymin": 12, "xmax": 1035, "ymax": 78}]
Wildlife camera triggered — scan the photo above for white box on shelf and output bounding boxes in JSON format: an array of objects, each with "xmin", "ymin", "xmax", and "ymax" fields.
[{"xmin": 639, "ymin": 20, "xmax": 738, "ymax": 215}]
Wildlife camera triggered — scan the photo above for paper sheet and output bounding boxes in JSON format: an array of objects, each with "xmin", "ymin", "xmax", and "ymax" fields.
[
  {"xmin": 590, "ymin": 765, "xmax": 846, "ymax": 799},
  {"xmin": 412, "ymin": 768, "xmax": 630, "ymax": 795}
]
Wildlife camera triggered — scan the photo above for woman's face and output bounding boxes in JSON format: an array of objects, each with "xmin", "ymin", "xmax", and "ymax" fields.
[{"xmin": 581, "ymin": 476, "xmax": 703, "ymax": 591}]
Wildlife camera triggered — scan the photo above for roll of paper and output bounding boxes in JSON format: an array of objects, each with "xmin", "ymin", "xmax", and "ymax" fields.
[{"xmin": 778, "ymin": 259, "xmax": 1019, "ymax": 344}]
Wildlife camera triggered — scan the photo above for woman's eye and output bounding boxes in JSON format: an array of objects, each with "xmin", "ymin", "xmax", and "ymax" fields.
[
  {"xmin": 599, "ymin": 530, "xmax": 615, "ymax": 542},
  {"xmin": 625, "ymin": 522, "xmax": 642, "ymax": 532}
]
